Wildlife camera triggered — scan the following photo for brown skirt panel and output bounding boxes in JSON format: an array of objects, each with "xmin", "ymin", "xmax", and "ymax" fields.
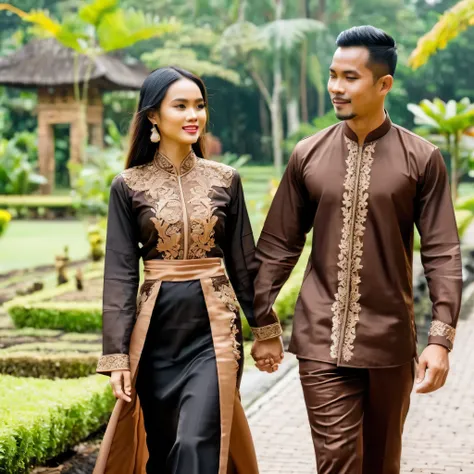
[{"xmin": 94, "ymin": 259, "xmax": 258, "ymax": 474}]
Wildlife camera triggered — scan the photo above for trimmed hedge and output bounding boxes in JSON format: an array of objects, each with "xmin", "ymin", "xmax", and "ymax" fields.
[
  {"xmin": 0, "ymin": 341, "xmax": 101, "ymax": 378},
  {"xmin": 0, "ymin": 329, "xmax": 62, "ymax": 338},
  {"xmin": 0, "ymin": 374, "xmax": 114, "ymax": 474},
  {"xmin": 0, "ymin": 353, "xmax": 98, "ymax": 379},
  {"xmin": 1, "ymin": 342, "xmax": 101, "ymax": 354},
  {"xmin": 5, "ymin": 272, "xmax": 104, "ymax": 333},
  {"xmin": 7, "ymin": 302, "xmax": 102, "ymax": 332}
]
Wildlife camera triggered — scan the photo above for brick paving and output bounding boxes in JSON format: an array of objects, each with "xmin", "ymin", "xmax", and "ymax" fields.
[{"xmin": 248, "ymin": 293, "xmax": 474, "ymax": 474}]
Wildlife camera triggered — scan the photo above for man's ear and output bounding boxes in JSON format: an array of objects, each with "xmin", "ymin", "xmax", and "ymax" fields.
[{"xmin": 379, "ymin": 74, "xmax": 393, "ymax": 95}]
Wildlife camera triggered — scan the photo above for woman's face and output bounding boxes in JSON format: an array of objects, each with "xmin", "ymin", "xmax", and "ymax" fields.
[{"xmin": 150, "ymin": 78, "xmax": 207, "ymax": 146}]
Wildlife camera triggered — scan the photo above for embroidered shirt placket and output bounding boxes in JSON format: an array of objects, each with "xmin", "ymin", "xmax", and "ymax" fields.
[
  {"xmin": 176, "ymin": 171, "xmax": 189, "ymax": 260},
  {"xmin": 337, "ymin": 144, "xmax": 364, "ymax": 364}
]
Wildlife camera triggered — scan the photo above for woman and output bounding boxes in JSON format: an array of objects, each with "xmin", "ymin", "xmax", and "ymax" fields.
[{"xmin": 93, "ymin": 67, "xmax": 266, "ymax": 474}]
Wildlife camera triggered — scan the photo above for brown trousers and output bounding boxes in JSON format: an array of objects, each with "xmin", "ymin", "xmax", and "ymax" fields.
[{"xmin": 299, "ymin": 359, "xmax": 414, "ymax": 474}]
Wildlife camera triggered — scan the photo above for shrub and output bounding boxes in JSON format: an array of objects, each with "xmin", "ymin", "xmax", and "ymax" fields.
[
  {"xmin": 5, "ymin": 271, "xmax": 104, "ymax": 332},
  {"xmin": 0, "ymin": 134, "xmax": 45, "ymax": 196},
  {"xmin": 7, "ymin": 302, "xmax": 102, "ymax": 333},
  {"xmin": 1, "ymin": 342, "xmax": 101, "ymax": 354},
  {"xmin": 0, "ymin": 328, "xmax": 62, "ymax": 339},
  {"xmin": 0, "ymin": 374, "xmax": 114, "ymax": 474},
  {"xmin": 0, "ymin": 353, "xmax": 98, "ymax": 379}
]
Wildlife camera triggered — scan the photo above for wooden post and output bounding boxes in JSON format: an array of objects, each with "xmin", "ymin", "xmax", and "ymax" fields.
[
  {"xmin": 90, "ymin": 122, "xmax": 104, "ymax": 149},
  {"xmin": 70, "ymin": 109, "xmax": 87, "ymax": 166},
  {"xmin": 38, "ymin": 113, "xmax": 55, "ymax": 194}
]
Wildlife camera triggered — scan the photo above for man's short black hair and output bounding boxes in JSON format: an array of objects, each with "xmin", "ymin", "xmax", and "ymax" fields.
[{"xmin": 336, "ymin": 25, "xmax": 397, "ymax": 78}]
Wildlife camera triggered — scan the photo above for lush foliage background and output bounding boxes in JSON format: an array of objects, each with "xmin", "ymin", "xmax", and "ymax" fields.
[{"xmin": 1, "ymin": 0, "xmax": 474, "ymax": 171}]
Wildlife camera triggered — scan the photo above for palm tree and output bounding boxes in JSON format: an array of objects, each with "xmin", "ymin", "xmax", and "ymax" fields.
[
  {"xmin": 408, "ymin": 0, "xmax": 474, "ymax": 69},
  {"xmin": 217, "ymin": 0, "xmax": 325, "ymax": 174},
  {"xmin": 141, "ymin": 26, "xmax": 241, "ymax": 85},
  {"xmin": 407, "ymin": 97, "xmax": 474, "ymax": 202}
]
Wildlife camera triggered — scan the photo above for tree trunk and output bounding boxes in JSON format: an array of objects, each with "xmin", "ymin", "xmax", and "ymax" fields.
[
  {"xmin": 451, "ymin": 134, "xmax": 459, "ymax": 203},
  {"xmin": 259, "ymin": 96, "xmax": 271, "ymax": 158},
  {"xmin": 271, "ymin": 100, "xmax": 284, "ymax": 175},
  {"xmin": 318, "ymin": 88, "xmax": 325, "ymax": 117},
  {"xmin": 317, "ymin": 0, "xmax": 326, "ymax": 22},
  {"xmin": 300, "ymin": 39, "xmax": 308, "ymax": 123},
  {"xmin": 272, "ymin": 0, "xmax": 284, "ymax": 174},
  {"xmin": 238, "ymin": 0, "xmax": 246, "ymax": 21},
  {"xmin": 304, "ymin": 0, "xmax": 310, "ymax": 17},
  {"xmin": 286, "ymin": 97, "xmax": 300, "ymax": 136}
]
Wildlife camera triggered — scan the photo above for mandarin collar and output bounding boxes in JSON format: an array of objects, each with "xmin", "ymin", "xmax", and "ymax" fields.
[
  {"xmin": 343, "ymin": 111, "xmax": 392, "ymax": 144},
  {"xmin": 153, "ymin": 150, "xmax": 197, "ymax": 176}
]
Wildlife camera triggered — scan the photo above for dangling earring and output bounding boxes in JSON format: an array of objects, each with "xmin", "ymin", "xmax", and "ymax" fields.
[{"xmin": 150, "ymin": 124, "xmax": 160, "ymax": 143}]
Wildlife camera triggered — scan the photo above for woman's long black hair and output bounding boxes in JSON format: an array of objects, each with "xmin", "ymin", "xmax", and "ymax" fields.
[{"xmin": 125, "ymin": 66, "xmax": 208, "ymax": 169}]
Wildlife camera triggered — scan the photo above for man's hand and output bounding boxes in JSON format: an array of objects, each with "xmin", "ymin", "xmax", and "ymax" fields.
[
  {"xmin": 110, "ymin": 370, "xmax": 132, "ymax": 402},
  {"xmin": 251, "ymin": 337, "xmax": 284, "ymax": 373},
  {"xmin": 415, "ymin": 344, "xmax": 450, "ymax": 394}
]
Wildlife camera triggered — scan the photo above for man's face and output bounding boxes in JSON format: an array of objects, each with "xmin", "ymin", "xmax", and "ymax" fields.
[{"xmin": 328, "ymin": 46, "xmax": 388, "ymax": 121}]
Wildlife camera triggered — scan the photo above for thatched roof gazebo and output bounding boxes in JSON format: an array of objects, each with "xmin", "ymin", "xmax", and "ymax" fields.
[{"xmin": 0, "ymin": 38, "xmax": 149, "ymax": 193}]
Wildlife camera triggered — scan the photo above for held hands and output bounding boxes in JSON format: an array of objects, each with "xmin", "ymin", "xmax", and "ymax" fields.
[
  {"xmin": 251, "ymin": 336, "xmax": 285, "ymax": 373},
  {"xmin": 415, "ymin": 344, "xmax": 450, "ymax": 394},
  {"xmin": 110, "ymin": 370, "xmax": 132, "ymax": 402}
]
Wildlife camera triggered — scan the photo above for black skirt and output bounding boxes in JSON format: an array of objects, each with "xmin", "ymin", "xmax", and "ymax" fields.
[{"xmin": 136, "ymin": 280, "xmax": 221, "ymax": 474}]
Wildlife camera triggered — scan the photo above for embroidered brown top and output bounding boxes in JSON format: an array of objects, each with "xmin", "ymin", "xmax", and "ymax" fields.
[
  {"xmin": 254, "ymin": 115, "xmax": 463, "ymax": 368},
  {"xmin": 99, "ymin": 151, "xmax": 273, "ymax": 369}
]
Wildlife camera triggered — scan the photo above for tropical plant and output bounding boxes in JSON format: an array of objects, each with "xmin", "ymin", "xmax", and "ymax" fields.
[
  {"xmin": 407, "ymin": 97, "xmax": 474, "ymax": 202},
  {"xmin": 70, "ymin": 145, "xmax": 124, "ymax": 216},
  {"xmin": 0, "ymin": 134, "xmax": 46, "ymax": 195},
  {"xmin": 408, "ymin": 0, "xmax": 474, "ymax": 69},
  {"xmin": 141, "ymin": 25, "xmax": 240, "ymax": 85}
]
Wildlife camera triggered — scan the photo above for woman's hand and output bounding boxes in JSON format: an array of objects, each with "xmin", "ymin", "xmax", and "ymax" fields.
[{"xmin": 110, "ymin": 370, "xmax": 132, "ymax": 402}]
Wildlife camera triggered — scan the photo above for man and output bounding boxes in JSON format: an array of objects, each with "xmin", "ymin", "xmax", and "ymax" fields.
[{"xmin": 249, "ymin": 25, "xmax": 462, "ymax": 473}]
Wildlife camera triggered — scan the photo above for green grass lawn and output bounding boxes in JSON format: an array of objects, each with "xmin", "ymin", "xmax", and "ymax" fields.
[{"xmin": 0, "ymin": 220, "xmax": 90, "ymax": 273}]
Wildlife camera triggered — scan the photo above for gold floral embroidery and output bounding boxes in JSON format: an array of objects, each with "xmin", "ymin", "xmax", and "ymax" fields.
[
  {"xmin": 251, "ymin": 322, "xmax": 283, "ymax": 341},
  {"xmin": 211, "ymin": 276, "xmax": 241, "ymax": 361},
  {"xmin": 136, "ymin": 280, "xmax": 158, "ymax": 316},
  {"xmin": 186, "ymin": 161, "xmax": 234, "ymax": 259},
  {"xmin": 97, "ymin": 353, "xmax": 130, "ymax": 372},
  {"xmin": 330, "ymin": 138, "xmax": 376, "ymax": 362},
  {"xmin": 122, "ymin": 154, "xmax": 234, "ymax": 260},
  {"xmin": 428, "ymin": 320, "xmax": 456, "ymax": 344},
  {"xmin": 122, "ymin": 162, "xmax": 184, "ymax": 259}
]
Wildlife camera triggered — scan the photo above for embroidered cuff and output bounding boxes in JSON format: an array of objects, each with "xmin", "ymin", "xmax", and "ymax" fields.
[
  {"xmin": 96, "ymin": 353, "xmax": 130, "ymax": 373},
  {"xmin": 251, "ymin": 322, "xmax": 283, "ymax": 341},
  {"xmin": 428, "ymin": 320, "xmax": 456, "ymax": 350}
]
